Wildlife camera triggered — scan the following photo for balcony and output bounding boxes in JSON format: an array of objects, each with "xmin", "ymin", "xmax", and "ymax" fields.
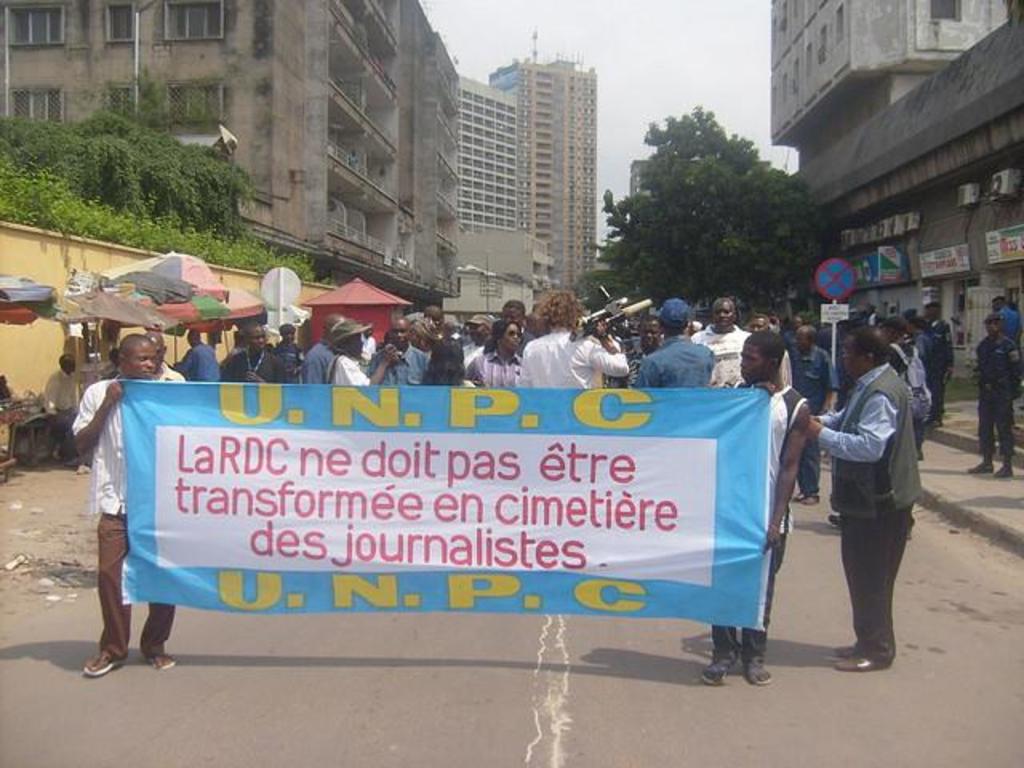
[
  {"xmin": 329, "ymin": 217, "xmax": 391, "ymax": 263},
  {"xmin": 329, "ymin": 78, "xmax": 396, "ymax": 158},
  {"xmin": 329, "ymin": 0, "xmax": 397, "ymax": 102},
  {"xmin": 437, "ymin": 151, "xmax": 458, "ymax": 184},
  {"xmin": 437, "ymin": 230, "xmax": 458, "ymax": 257},
  {"xmin": 436, "ymin": 191, "xmax": 457, "ymax": 221},
  {"xmin": 327, "ymin": 138, "xmax": 397, "ymax": 213}
]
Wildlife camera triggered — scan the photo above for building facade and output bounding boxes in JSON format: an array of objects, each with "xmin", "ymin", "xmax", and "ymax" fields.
[
  {"xmin": 800, "ymin": 22, "xmax": 1023, "ymax": 363},
  {"xmin": 0, "ymin": 0, "xmax": 458, "ymax": 304},
  {"xmin": 771, "ymin": 0, "xmax": 1005, "ymax": 164},
  {"xmin": 489, "ymin": 59, "xmax": 597, "ymax": 289},
  {"xmin": 457, "ymin": 77, "xmax": 516, "ymax": 231}
]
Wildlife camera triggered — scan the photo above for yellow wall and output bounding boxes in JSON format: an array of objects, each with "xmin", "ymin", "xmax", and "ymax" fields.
[{"xmin": 0, "ymin": 221, "xmax": 329, "ymax": 395}]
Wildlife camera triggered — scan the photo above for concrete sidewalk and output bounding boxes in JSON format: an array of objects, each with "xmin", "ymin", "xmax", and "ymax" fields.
[
  {"xmin": 929, "ymin": 400, "xmax": 1023, "ymax": 469},
  {"xmin": 918, "ymin": 434, "xmax": 1024, "ymax": 557}
]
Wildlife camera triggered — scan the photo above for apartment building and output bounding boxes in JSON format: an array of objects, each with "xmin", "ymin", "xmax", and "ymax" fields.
[
  {"xmin": 771, "ymin": 0, "xmax": 1005, "ymax": 166},
  {"xmin": 0, "ymin": 0, "xmax": 458, "ymax": 304},
  {"xmin": 457, "ymin": 77, "xmax": 516, "ymax": 231},
  {"xmin": 490, "ymin": 59, "xmax": 597, "ymax": 289}
]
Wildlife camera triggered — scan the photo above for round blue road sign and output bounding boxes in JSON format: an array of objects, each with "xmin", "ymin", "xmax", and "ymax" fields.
[{"xmin": 814, "ymin": 258, "xmax": 856, "ymax": 302}]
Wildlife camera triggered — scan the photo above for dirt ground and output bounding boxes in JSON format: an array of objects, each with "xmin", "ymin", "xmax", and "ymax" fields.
[{"xmin": 0, "ymin": 466, "xmax": 96, "ymax": 622}]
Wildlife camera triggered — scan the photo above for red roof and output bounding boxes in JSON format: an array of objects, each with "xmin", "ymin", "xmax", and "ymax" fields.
[{"xmin": 304, "ymin": 277, "xmax": 411, "ymax": 307}]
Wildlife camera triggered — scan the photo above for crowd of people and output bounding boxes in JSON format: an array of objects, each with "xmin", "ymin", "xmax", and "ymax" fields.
[{"xmin": 59, "ymin": 287, "xmax": 1019, "ymax": 686}]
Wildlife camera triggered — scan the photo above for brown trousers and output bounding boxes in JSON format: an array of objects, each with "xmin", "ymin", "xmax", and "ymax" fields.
[{"xmin": 97, "ymin": 514, "xmax": 175, "ymax": 659}]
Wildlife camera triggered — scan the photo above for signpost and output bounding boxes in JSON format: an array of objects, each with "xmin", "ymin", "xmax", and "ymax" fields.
[
  {"xmin": 814, "ymin": 257, "xmax": 856, "ymax": 369},
  {"xmin": 260, "ymin": 267, "xmax": 301, "ymax": 331}
]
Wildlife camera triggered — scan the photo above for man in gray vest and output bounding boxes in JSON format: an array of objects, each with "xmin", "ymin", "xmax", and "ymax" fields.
[{"xmin": 807, "ymin": 327, "xmax": 921, "ymax": 673}]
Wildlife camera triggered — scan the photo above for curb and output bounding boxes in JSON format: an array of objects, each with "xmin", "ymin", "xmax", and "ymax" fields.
[
  {"xmin": 927, "ymin": 427, "xmax": 1023, "ymax": 469},
  {"xmin": 919, "ymin": 486, "xmax": 1024, "ymax": 559}
]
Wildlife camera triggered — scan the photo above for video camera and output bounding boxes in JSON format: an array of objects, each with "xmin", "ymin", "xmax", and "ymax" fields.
[{"xmin": 578, "ymin": 287, "xmax": 653, "ymax": 339}]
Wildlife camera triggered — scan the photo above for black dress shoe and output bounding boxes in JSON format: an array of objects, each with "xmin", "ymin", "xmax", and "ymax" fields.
[
  {"xmin": 834, "ymin": 657, "xmax": 891, "ymax": 672},
  {"xmin": 968, "ymin": 462, "xmax": 994, "ymax": 474},
  {"xmin": 994, "ymin": 463, "xmax": 1014, "ymax": 479}
]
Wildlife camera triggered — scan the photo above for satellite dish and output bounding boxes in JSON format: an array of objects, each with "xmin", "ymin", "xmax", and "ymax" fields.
[{"xmin": 261, "ymin": 267, "xmax": 301, "ymax": 310}]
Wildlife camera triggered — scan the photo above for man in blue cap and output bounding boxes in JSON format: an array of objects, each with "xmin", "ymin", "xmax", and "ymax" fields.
[{"xmin": 635, "ymin": 298, "xmax": 714, "ymax": 388}]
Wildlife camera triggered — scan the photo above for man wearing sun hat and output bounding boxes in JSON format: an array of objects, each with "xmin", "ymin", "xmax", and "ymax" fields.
[{"xmin": 462, "ymin": 314, "xmax": 492, "ymax": 368}]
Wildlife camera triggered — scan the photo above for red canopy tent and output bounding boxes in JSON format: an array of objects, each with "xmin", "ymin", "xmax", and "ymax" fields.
[{"xmin": 304, "ymin": 278, "xmax": 411, "ymax": 343}]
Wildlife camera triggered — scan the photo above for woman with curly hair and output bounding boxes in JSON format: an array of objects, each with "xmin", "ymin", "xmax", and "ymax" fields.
[
  {"xmin": 422, "ymin": 339, "xmax": 472, "ymax": 386},
  {"xmin": 520, "ymin": 289, "xmax": 628, "ymax": 388}
]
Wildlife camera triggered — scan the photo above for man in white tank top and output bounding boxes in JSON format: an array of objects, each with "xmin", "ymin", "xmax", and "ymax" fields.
[{"xmin": 702, "ymin": 331, "xmax": 812, "ymax": 687}]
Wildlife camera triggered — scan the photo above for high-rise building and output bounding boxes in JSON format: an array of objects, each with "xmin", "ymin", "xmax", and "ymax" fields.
[
  {"xmin": 457, "ymin": 77, "xmax": 517, "ymax": 231},
  {"xmin": 0, "ymin": 0, "xmax": 458, "ymax": 303},
  {"xmin": 490, "ymin": 59, "xmax": 597, "ymax": 288},
  {"xmin": 771, "ymin": 0, "xmax": 1005, "ymax": 166}
]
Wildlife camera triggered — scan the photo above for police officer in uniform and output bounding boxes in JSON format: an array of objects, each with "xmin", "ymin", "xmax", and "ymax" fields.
[
  {"xmin": 968, "ymin": 313, "xmax": 1020, "ymax": 479},
  {"xmin": 923, "ymin": 301, "xmax": 954, "ymax": 426}
]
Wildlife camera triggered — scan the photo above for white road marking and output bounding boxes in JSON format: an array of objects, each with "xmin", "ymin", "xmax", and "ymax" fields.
[{"xmin": 524, "ymin": 614, "xmax": 573, "ymax": 768}]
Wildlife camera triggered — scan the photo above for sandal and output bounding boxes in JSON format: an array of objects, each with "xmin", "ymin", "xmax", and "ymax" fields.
[{"xmin": 146, "ymin": 653, "xmax": 177, "ymax": 671}]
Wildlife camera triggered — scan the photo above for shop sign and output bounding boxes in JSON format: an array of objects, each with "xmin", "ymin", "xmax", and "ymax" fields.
[
  {"xmin": 986, "ymin": 224, "xmax": 1024, "ymax": 266},
  {"xmin": 851, "ymin": 246, "xmax": 910, "ymax": 288},
  {"xmin": 919, "ymin": 244, "xmax": 970, "ymax": 278}
]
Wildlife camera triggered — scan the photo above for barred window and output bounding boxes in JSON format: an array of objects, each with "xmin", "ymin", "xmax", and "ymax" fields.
[
  {"xmin": 106, "ymin": 86, "xmax": 134, "ymax": 114},
  {"xmin": 13, "ymin": 90, "xmax": 63, "ymax": 121},
  {"xmin": 167, "ymin": 83, "xmax": 224, "ymax": 125},
  {"xmin": 165, "ymin": 1, "xmax": 223, "ymax": 40},
  {"xmin": 11, "ymin": 7, "xmax": 64, "ymax": 45},
  {"xmin": 108, "ymin": 5, "xmax": 135, "ymax": 42}
]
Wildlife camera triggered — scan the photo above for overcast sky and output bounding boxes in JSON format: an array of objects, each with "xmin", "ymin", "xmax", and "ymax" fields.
[{"xmin": 424, "ymin": 0, "xmax": 792, "ymax": 222}]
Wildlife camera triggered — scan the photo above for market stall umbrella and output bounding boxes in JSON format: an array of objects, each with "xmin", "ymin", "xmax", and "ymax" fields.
[
  {"xmin": 0, "ymin": 276, "xmax": 58, "ymax": 324},
  {"xmin": 155, "ymin": 295, "xmax": 231, "ymax": 324},
  {"xmin": 224, "ymin": 287, "xmax": 265, "ymax": 320},
  {"xmin": 0, "ymin": 305, "xmax": 39, "ymax": 325},
  {"xmin": 101, "ymin": 252, "xmax": 229, "ymax": 300},
  {"xmin": 67, "ymin": 291, "xmax": 178, "ymax": 329}
]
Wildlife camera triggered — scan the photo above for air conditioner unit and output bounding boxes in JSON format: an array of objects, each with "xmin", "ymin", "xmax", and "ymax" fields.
[
  {"xmin": 904, "ymin": 212, "xmax": 921, "ymax": 231},
  {"xmin": 957, "ymin": 183, "xmax": 981, "ymax": 208},
  {"xmin": 990, "ymin": 168, "xmax": 1022, "ymax": 198},
  {"xmin": 891, "ymin": 215, "xmax": 907, "ymax": 236}
]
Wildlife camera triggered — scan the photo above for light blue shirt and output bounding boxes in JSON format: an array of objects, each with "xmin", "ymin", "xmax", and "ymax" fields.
[{"xmin": 818, "ymin": 364, "xmax": 898, "ymax": 463}]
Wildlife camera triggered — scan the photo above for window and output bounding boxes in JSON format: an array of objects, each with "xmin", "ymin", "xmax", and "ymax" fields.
[
  {"xmin": 806, "ymin": 43, "xmax": 813, "ymax": 76},
  {"xmin": 836, "ymin": 5, "xmax": 845, "ymax": 40},
  {"xmin": 106, "ymin": 86, "xmax": 134, "ymax": 114},
  {"xmin": 10, "ymin": 7, "xmax": 63, "ymax": 45},
  {"xmin": 167, "ymin": 83, "xmax": 224, "ymax": 125},
  {"xmin": 12, "ymin": 89, "xmax": 62, "ymax": 121},
  {"xmin": 819, "ymin": 25, "xmax": 828, "ymax": 63},
  {"xmin": 165, "ymin": 1, "xmax": 223, "ymax": 40},
  {"xmin": 107, "ymin": 5, "xmax": 135, "ymax": 41},
  {"xmin": 792, "ymin": 57, "xmax": 799, "ymax": 94},
  {"xmin": 931, "ymin": 0, "xmax": 959, "ymax": 20}
]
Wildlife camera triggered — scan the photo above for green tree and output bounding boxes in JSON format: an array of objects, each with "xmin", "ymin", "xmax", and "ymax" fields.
[{"xmin": 600, "ymin": 108, "xmax": 823, "ymax": 307}]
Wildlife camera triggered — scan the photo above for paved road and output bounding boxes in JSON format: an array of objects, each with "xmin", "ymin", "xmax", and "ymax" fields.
[{"xmin": 2, "ymin": 475, "xmax": 1023, "ymax": 767}]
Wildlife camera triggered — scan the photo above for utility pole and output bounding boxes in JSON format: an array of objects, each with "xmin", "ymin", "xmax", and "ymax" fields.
[{"xmin": 134, "ymin": 1, "xmax": 159, "ymax": 112}]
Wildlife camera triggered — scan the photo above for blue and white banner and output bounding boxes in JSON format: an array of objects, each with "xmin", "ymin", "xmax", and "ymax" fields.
[{"xmin": 122, "ymin": 382, "xmax": 772, "ymax": 627}]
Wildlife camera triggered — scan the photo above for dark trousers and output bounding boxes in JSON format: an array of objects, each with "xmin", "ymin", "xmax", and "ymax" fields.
[
  {"xmin": 97, "ymin": 514, "xmax": 175, "ymax": 659},
  {"xmin": 50, "ymin": 409, "xmax": 78, "ymax": 462},
  {"xmin": 840, "ymin": 507, "xmax": 912, "ymax": 664},
  {"xmin": 978, "ymin": 393, "xmax": 1015, "ymax": 461},
  {"xmin": 797, "ymin": 437, "xmax": 821, "ymax": 497},
  {"xmin": 927, "ymin": 372, "xmax": 946, "ymax": 423},
  {"xmin": 712, "ymin": 536, "xmax": 786, "ymax": 663}
]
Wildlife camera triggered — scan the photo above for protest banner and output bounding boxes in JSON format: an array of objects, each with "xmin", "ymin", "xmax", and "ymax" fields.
[{"xmin": 122, "ymin": 382, "xmax": 773, "ymax": 628}]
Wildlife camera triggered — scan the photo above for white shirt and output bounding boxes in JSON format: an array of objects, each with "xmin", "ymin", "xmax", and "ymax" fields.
[
  {"xmin": 692, "ymin": 326, "xmax": 751, "ymax": 388},
  {"xmin": 768, "ymin": 387, "xmax": 805, "ymax": 534},
  {"xmin": 157, "ymin": 364, "xmax": 185, "ymax": 382},
  {"xmin": 72, "ymin": 380, "xmax": 125, "ymax": 516},
  {"xmin": 331, "ymin": 355, "xmax": 370, "ymax": 386},
  {"xmin": 463, "ymin": 343, "xmax": 484, "ymax": 369},
  {"xmin": 44, "ymin": 370, "xmax": 79, "ymax": 412},
  {"xmin": 520, "ymin": 331, "xmax": 629, "ymax": 389}
]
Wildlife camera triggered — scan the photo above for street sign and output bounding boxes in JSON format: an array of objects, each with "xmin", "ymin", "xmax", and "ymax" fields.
[
  {"xmin": 820, "ymin": 303, "xmax": 850, "ymax": 324},
  {"xmin": 814, "ymin": 257, "xmax": 856, "ymax": 302},
  {"xmin": 260, "ymin": 267, "xmax": 301, "ymax": 310}
]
